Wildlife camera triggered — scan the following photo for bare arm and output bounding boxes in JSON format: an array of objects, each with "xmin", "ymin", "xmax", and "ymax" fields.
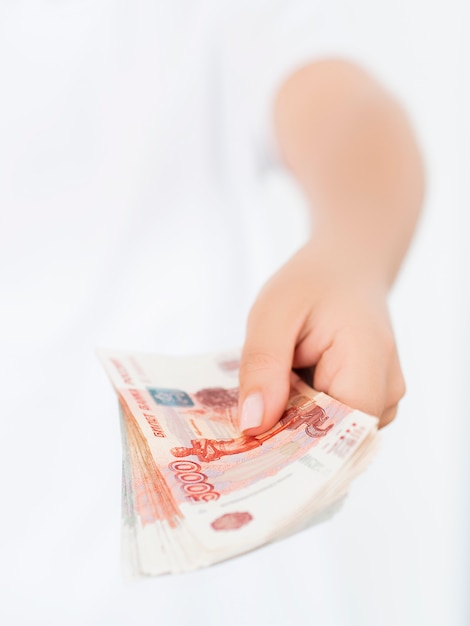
[
  {"xmin": 274, "ymin": 59, "xmax": 424, "ymax": 286},
  {"xmin": 238, "ymin": 60, "xmax": 425, "ymax": 434}
]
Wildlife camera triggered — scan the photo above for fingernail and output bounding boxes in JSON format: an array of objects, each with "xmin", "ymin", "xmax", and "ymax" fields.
[{"xmin": 240, "ymin": 393, "xmax": 264, "ymax": 431}]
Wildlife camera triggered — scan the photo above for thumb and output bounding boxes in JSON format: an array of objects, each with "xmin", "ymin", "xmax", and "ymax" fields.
[{"xmin": 238, "ymin": 297, "xmax": 299, "ymax": 435}]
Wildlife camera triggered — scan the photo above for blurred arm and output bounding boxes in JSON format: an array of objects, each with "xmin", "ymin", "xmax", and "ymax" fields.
[
  {"xmin": 237, "ymin": 60, "xmax": 425, "ymax": 435},
  {"xmin": 273, "ymin": 59, "xmax": 425, "ymax": 287}
]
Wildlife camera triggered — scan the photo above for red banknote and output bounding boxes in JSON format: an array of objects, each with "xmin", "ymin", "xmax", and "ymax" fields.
[{"xmin": 99, "ymin": 349, "xmax": 379, "ymax": 577}]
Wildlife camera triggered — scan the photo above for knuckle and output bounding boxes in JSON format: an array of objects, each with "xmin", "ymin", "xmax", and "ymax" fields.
[
  {"xmin": 379, "ymin": 405, "xmax": 398, "ymax": 429},
  {"xmin": 247, "ymin": 298, "xmax": 270, "ymax": 327},
  {"xmin": 240, "ymin": 350, "xmax": 283, "ymax": 378}
]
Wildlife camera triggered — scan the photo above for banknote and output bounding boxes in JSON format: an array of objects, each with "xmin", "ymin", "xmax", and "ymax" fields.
[{"xmin": 99, "ymin": 349, "xmax": 379, "ymax": 576}]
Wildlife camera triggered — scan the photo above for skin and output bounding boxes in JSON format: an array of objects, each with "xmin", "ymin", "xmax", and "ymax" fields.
[{"xmin": 238, "ymin": 59, "xmax": 425, "ymax": 435}]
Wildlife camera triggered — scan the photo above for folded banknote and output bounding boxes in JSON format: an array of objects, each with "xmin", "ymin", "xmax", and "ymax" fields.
[{"xmin": 98, "ymin": 349, "xmax": 379, "ymax": 577}]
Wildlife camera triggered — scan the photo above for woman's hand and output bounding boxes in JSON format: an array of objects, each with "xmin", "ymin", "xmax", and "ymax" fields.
[{"xmin": 237, "ymin": 239, "xmax": 405, "ymax": 435}]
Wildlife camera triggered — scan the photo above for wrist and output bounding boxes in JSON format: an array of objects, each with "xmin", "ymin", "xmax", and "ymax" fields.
[{"xmin": 302, "ymin": 231, "xmax": 392, "ymax": 296}]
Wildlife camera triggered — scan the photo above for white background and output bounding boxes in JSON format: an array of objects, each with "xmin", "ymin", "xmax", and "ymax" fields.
[
  {"xmin": 0, "ymin": 1, "xmax": 469, "ymax": 625},
  {"xmin": 261, "ymin": 2, "xmax": 470, "ymax": 621}
]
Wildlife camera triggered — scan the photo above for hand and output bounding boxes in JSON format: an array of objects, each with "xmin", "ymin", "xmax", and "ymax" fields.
[{"xmin": 237, "ymin": 240, "xmax": 405, "ymax": 434}]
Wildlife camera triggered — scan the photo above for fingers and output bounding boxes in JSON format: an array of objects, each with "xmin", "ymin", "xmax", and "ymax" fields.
[
  {"xmin": 238, "ymin": 291, "xmax": 303, "ymax": 435},
  {"xmin": 312, "ymin": 330, "xmax": 405, "ymax": 426},
  {"xmin": 379, "ymin": 404, "xmax": 398, "ymax": 428},
  {"xmin": 315, "ymin": 347, "xmax": 388, "ymax": 418},
  {"xmin": 238, "ymin": 284, "xmax": 406, "ymax": 434}
]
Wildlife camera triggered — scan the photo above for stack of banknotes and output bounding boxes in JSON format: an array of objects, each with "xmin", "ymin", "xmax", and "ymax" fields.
[{"xmin": 99, "ymin": 349, "xmax": 379, "ymax": 577}]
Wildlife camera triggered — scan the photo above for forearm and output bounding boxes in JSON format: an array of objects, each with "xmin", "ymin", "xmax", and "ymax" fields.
[
  {"xmin": 274, "ymin": 59, "xmax": 425, "ymax": 288},
  {"xmin": 238, "ymin": 61, "xmax": 418, "ymax": 432}
]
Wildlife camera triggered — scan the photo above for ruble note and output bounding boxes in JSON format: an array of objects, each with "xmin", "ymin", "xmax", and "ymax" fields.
[{"xmin": 99, "ymin": 349, "xmax": 379, "ymax": 576}]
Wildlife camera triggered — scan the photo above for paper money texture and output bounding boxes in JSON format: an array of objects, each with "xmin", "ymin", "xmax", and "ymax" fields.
[{"xmin": 98, "ymin": 349, "xmax": 379, "ymax": 577}]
